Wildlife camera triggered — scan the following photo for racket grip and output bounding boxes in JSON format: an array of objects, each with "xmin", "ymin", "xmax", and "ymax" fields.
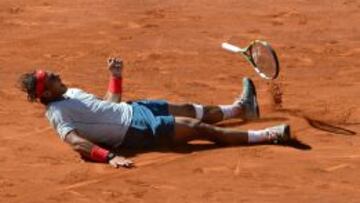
[{"xmin": 221, "ymin": 42, "xmax": 242, "ymax": 53}]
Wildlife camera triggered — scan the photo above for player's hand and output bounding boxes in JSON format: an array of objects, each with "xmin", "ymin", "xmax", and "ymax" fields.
[
  {"xmin": 108, "ymin": 156, "xmax": 134, "ymax": 168},
  {"xmin": 107, "ymin": 57, "xmax": 123, "ymax": 78}
]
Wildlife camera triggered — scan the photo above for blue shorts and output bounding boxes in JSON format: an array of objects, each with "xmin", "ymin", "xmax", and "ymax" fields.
[{"xmin": 122, "ymin": 100, "xmax": 175, "ymax": 149}]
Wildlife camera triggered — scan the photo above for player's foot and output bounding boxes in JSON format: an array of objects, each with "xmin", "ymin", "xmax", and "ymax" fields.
[
  {"xmin": 235, "ymin": 77, "xmax": 260, "ymax": 120},
  {"xmin": 265, "ymin": 124, "xmax": 291, "ymax": 144}
]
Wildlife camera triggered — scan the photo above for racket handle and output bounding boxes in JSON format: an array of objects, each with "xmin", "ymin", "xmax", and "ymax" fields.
[{"xmin": 221, "ymin": 42, "xmax": 243, "ymax": 53}]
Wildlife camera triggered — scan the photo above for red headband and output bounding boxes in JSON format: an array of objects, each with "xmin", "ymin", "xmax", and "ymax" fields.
[{"xmin": 35, "ymin": 70, "xmax": 46, "ymax": 98}]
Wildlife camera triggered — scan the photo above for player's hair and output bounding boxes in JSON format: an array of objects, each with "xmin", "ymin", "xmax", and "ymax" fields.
[{"xmin": 18, "ymin": 71, "xmax": 37, "ymax": 102}]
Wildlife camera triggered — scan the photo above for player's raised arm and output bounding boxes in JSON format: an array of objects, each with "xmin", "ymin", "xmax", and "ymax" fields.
[
  {"xmin": 64, "ymin": 130, "xmax": 134, "ymax": 168},
  {"xmin": 104, "ymin": 57, "xmax": 123, "ymax": 103}
]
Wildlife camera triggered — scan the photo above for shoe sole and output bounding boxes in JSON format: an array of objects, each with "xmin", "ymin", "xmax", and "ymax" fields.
[
  {"xmin": 273, "ymin": 124, "xmax": 291, "ymax": 144},
  {"xmin": 283, "ymin": 124, "xmax": 291, "ymax": 141}
]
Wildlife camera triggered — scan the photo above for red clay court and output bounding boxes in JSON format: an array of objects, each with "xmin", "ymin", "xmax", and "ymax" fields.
[{"xmin": 0, "ymin": 0, "xmax": 359, "ymax": 202}]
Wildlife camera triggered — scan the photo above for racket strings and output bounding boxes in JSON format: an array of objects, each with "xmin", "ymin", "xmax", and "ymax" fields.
[{"xmin": 250, "ymin": 42, "xmax": 279, "ymax": 79}]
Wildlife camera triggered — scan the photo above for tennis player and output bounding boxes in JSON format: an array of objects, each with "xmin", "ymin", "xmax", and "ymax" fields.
[{"xmin": 18, "ymin": 58, "xmax": 291, "ymax": 168}]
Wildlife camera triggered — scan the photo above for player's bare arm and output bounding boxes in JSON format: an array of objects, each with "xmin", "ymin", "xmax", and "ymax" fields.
[
  {"xmin": 65, "ymin": 130, "xmax": 134, "ymax": 168},
  {"xmin": 104, "ymin": 57, "xmax": 123, "ymax": 103}
]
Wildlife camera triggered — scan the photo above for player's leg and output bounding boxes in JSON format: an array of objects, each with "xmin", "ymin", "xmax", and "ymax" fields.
[
  {"xmin": 167, "ymin": 103, "xmax": 226, "ymax": 124},
  {"xmin": 172, "ymin": 117, "xmax": 290, "ymax": 145},
  {"xmin": 168, "ymin": 77, "xmax": 259, "ymax": 124}
]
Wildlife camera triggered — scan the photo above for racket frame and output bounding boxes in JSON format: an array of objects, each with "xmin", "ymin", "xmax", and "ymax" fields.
[{"xmin": 221, "ymin": 40, "xmax": 280, "ymax": 80}]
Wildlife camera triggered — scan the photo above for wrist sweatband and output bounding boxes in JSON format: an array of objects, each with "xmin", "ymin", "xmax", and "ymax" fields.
[
  {"xmin": 90, "ymin": 146, "xmax": 109, "ymax": 162},
  {"xmin": 108, "ymin": 76, "xmax": 122, "ymax": 94}
]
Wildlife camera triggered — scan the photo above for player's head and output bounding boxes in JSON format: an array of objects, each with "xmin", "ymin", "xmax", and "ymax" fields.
[{"xmin": 18, "ymin": 70, "xmax": 67, "ymax": 105}]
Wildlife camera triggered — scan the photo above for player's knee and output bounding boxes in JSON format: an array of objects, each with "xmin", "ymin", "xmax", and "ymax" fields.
[
  {"xmin": 181, "ymin": 118, "xmax": 215, "ymax": 133},
  {"xmin": 175, "ymin": 117, "xmax": 201, "ymax": 127},
  {"xmin": 175, "ymin": 117, "xmax": 217, "ymax": 134}
]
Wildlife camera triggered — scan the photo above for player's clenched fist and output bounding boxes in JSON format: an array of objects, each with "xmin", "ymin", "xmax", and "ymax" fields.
[
  {"xmin": 107, "ymin": 57, "xmax": 123, "ymax": 78},
  {"xmin": 108, "ymin": 156, "xmax": 134, "ymax": 168}
]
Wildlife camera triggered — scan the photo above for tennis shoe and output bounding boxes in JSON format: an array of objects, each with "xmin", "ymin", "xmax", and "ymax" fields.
[
  {"xmin": 265, "ymin": 124, "xmax": 291, "ymax": 144},
  {"xmin": 235, "ymin": 77, "xmax": 260, "ymax": 120}
]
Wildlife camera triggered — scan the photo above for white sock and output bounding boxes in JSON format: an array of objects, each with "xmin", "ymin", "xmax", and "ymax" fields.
[
  {"xmin": 192, "ymin": 104, "xmax": 204, "ymax": 120},
  {"xmin": 219, "ymin": 104, "xmax": 239, "ymax": 120},
  {"xmin": 248, "ymin": 130, "xmax": 269, "ymax": 143}
]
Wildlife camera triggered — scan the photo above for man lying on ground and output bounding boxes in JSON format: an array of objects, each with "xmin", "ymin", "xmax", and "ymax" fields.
[{"xmin": 18, "ymin": 58, "xmax": 291, "ymax": 169}]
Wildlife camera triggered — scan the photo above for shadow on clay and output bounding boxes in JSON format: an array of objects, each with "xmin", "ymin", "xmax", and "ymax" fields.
[
  {"xmin": 113, "ymin": 137, "xmax": 312, "ymax": 159},
  {"xmin": 279, "ymin": 137, "xmax": 312, "ymax": 150},
  {"xmin": 216, "ymin": 116, "xmax": 289, "ymax": 127},
  {"xmin": 304, "ymin": 117, "xmax": 357, "ymax": 136},
  {"xmin": 278, "ymin": 108, "xmax": 357, "ymax": 136},
  {"xmin": 113, "ymin": 142, "xmax": 221, "ymax": 158}
]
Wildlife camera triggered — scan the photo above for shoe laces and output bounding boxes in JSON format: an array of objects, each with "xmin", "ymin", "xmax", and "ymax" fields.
[
  {"xmin": 266, "ymin": 129, "xmax": 280, "ymax": 143},
  {"xmin": 233, "ymin": 93, "xmax": 247, "ymax": 106}
]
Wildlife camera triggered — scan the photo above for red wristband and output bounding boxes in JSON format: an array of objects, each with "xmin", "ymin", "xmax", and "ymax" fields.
[
  {"xmin": 90, "ymin": 146, "xmax": 109, "ymax": 162},
  {"xmin": 108, "ymin": 76, "xmax": 122, "ymax": 94}
]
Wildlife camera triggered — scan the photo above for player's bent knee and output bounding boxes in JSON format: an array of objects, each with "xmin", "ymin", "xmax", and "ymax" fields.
[{"xmin": 173, "ymin": 117, "xmax": 222, "ymax": 142}]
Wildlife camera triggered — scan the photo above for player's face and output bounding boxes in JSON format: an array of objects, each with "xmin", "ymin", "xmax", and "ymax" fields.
[{"xmin": 44, "ymin": 72, "xmax": 67, "ymax": 98}]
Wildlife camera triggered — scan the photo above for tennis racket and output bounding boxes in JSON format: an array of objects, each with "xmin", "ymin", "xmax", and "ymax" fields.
[{"xmin": 222, "ymin": 40, "xmax": 280, "ymax": 80}]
